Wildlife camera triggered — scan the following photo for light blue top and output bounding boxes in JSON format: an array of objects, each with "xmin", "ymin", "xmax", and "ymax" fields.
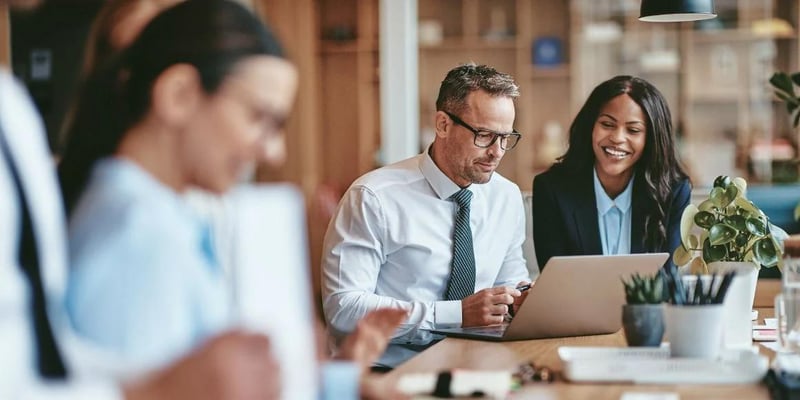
[
  {"xmin": 593, "ymin": 168, "xmax": 633, "ymax": 256},
  {"xmin": 65, "ymin": 158, "xmax": 360, "ymax": 399},
  {"xmin": 65, "ymin": 157, "xmax": 230, "ymax": 372}
]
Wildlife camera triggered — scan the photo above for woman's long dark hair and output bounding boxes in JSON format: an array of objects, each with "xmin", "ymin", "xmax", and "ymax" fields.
[
  {"xmin": 58, "ymin": 0, "xmax": 285, "ymax": 214},
  {"xmin": 552, "ymin": 75, "xmax": 689, "ymax": 251}
]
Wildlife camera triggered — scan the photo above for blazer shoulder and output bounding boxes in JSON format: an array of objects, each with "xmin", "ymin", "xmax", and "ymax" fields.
[
  {"xmin": 532, "ymin": 167, "xmax": 565, "ymax": 189},
  {"xmin": 533, "ymin": 167, "xmax": 587, "ymax": 198},
  {"xmin": 671, "ymin": 178, "xmax": 692, "ymax": 200}
]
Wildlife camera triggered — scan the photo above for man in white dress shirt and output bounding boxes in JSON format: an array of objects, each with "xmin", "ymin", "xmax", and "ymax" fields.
[
  {"xmin": 0, "ymin": 2, "xmax": 280, "ymax": 398},
  {"xmin": 322, "ymin": 63, "xmax": 532, "ymax": 368}
]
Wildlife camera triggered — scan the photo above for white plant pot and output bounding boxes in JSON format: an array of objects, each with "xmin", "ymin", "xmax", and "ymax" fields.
[
  {"xmin": 664, "ymin": 304, "xmax": 725, "ymax": 358},
  {"xmin": 707, "ymin": 261, "xmax": 759, "ymax": 349}
]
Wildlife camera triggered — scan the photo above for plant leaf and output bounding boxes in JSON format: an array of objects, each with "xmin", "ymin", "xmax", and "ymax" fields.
[
  {"xmin": 694, "ymin": 211, "xmax": 716, "ymax": 229},
  {"xmin": 753, "ymin": 237, "xmax": 779, "ymax": 267},
  {"xmin": 698, "ymin": 199, "xmax": 716, "ymax": 212},
  {"xmin": 746, "ymin": 218, "xmax": 767, "ymax": 236},
  {"xmin": 732, "ymin": 177, "xmax": 747, "ymax": 197},
  {"xmin": 734, "ymin": 197, "xmax": 762, "ymax": 216},
  {"xmin": 771, "ymin": 72, "xmax": 796, "ymax": 97},
  {"xmin": 710, "ymin": 185, "xmax": 737, "ymax": 208},
  {"xmin": 709, "ymin": 223, "xmax": 737, "ymax": 245},
  {"xmin": 735, "ymin": 232, "xmax": 750, "ymax": 247},
  {"xmin": 689, "ymin": 257, "xmax": 707, "ymax": 275},
  {"xmin": 673, "ymin": 244, "xmax": 692, "ymax": 266},
  {"xmin": 710, "ymin": 187, "xmax": 725, "ymax": 208},
  {"xmin": 723, "ymin": 214, "xmax": 747, "ymax": 231},
  {"xmin": 713, "ymin": 176, "xmax": 732, "ymax": 189},
  {"xmin": 724, "ymin": 185, "xmax": 738, "ymax": 206},
  {"xmin": 680, "ymin": 204, "xmax": 699, "ymax": 250},
  {"xmin": 791, "ymin": 72, "xmax": 800, "ymax": 87},
  {"xmin": 702, "ymin": 237, "xmax": 727, "ymax": 262},
  {"xmin": 687, "ymin": 233, "xmax": 699, "ymax": 249}
]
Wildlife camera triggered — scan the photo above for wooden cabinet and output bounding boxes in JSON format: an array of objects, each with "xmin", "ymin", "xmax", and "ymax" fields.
[
  {"xmin": 418, "ymin": 0, "xmax": 572, "ymax": 191},
  {"xmin": 317, "ymin": 0, "xmax": 381, "ymax": 192}
]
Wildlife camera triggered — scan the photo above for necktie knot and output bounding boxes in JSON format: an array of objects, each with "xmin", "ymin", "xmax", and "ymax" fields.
[{"xmin": 450, "ymin": 188, "xmax": 472, "ymax": 208}]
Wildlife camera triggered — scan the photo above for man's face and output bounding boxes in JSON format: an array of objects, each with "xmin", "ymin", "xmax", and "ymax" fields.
[{"xmin": 435, "ymin": 90, "xmax": 515, "ymax": 187}]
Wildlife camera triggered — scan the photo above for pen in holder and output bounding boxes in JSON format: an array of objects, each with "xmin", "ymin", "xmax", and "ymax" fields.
[{"xmin": 663, "ymin": 268, "xmax": 736, "ymax": 358}]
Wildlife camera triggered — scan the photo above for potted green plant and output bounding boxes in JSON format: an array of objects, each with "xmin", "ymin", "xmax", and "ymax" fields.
[
  {"xmin": 672, "ymin": 175, "xmax": 781, "ymax": 273},
  {"xmin": 769, "ymin": 71, "xmax": 800, "ymax": 129},
  {"xmin": 769, "ymin": 71, "xmax": 800, "ymax": 215},
  {"xmin": 621, "ymin": 272, "xmax": 665, "ymax": 347},
  {"xmin": 672, "ymin": 175, "xmax": 782, "ymax": 348}
]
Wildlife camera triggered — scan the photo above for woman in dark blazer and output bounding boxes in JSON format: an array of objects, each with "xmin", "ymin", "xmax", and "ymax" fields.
[{"xmin": 532, "ymin": 76, "xmax": 691, "ymax": 271}]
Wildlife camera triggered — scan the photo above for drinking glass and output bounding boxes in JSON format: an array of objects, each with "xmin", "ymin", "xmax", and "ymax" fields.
[{"xmin": 775, "ymin": 292, "xmax": 800, "ymax": 352}]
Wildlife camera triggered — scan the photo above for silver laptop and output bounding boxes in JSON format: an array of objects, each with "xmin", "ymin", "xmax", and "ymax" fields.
[{"xmin": 430, "ymin": 253, "xmax": 669, "ymax": 341}]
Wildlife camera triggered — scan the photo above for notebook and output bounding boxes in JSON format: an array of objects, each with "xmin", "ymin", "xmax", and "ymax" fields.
[{"xmin": 228, "ymin": 184, "xmax": 318, "ymax": 400}]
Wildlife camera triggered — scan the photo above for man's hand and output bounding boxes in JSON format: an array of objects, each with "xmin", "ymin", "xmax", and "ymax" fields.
[
  {"xmin": 461, "ymin": 286, "xmax": 521, "ymax": 327},
  {"xmin": 123, "ymin": 331, "xmax": 281, "ymax": 400},
  {"xmin": 337, "ymin": 308, "xmax": 408, "ymax": 372}
]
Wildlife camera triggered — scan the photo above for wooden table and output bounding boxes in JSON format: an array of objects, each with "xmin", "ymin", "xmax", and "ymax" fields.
[{"xmin": 386, "ymin": 307, "xmax": 777, "ymax": 399}]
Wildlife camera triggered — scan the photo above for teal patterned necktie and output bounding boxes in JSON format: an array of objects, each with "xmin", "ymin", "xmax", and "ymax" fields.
[{"xmin": 444, "ymin": 188, "xmax": 475, "ymax": 300}]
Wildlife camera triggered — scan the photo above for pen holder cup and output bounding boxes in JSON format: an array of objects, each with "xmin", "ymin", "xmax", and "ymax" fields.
[{"xmin": 664, "ymin": 304, "xmax": 725, "ymax": 359}]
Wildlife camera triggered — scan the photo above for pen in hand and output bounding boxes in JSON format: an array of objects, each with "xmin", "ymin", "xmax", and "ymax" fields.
[{"xmin": 508, "ymin": 283, "xmax": 533, "ymax": 318}]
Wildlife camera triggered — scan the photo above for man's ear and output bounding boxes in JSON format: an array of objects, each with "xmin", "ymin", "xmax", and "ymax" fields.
[
  {"xmin": 150, "ymin": 63, "xmax": 203, "ymax": 127},
  {"xmin": 434, "ymin": 110, "xmax": 450, "ymax": 139}
]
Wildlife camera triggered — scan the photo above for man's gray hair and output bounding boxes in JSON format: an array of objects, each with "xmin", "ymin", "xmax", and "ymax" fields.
[{"xmin": 435, "ymin": 62, "xmax": 520, "ymax": 115}]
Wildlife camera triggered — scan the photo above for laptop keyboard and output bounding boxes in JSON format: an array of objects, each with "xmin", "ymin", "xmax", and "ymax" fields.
[{"xmin": 464, "ymin": 325, "xmax": 507, "ymax": 335}]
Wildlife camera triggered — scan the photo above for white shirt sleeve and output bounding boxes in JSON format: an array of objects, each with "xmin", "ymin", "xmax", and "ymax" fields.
[
  {"xmin": 0, "ymin": 69, "xmax": 123, "ymax": 400},
  {"xmin": 493, "ymin": 190, "xmax": 532, "ymax": 287},
  {"xmin": 322, "ymin": 186, "xmax": 459, "ymax": 342}
]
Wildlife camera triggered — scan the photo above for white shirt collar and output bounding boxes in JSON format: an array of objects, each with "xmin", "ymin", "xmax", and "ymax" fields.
[
  {"xmin": 420, "ymin": 145, "xmax": 467, "ymax": 200},
  {"xmin": 593, "ymin": 167, "xmax": 634, "ymax": 216}
]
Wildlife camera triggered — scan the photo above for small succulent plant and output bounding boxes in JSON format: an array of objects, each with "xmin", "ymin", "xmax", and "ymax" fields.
[{"xmin": 622, "ymin": 272, "xmax": 665, "ymax": 305}]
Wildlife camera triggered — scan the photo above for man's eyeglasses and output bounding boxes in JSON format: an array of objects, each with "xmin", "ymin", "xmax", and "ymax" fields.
[{"xmin": 444, "ymin": 111, "xmax": 521, "ymax": 151}]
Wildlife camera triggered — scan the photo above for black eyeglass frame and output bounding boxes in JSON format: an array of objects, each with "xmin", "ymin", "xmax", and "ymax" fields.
[{"xmin": 443, "ymin": 111, "xmax": 521, "ymax": 150}]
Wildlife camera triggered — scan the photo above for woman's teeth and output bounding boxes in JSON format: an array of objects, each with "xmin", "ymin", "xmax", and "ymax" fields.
[{"xmin": 603, "ymin": 147, "xmax": 629, "ymax": 158}]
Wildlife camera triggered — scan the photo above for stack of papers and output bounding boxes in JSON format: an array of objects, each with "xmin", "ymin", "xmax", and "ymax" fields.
[
  {"xmin": 753, "ymin": 318, "xmax": 778, "ymax": 342},
  {"xmin": 558, "ymin": 346, "xmax": 768, "ymax": 384}
]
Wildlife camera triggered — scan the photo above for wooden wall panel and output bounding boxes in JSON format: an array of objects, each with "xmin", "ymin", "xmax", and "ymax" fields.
[
  {"xmin": 253, "ymin": 0, "xmax": 322, "ymax": 196},
  {"xmin": 0, "ymin": 6, "xmax": 9, "ymax": 67},
  {"xmin": 253, "ymin": 0, "xmax": 327, "ymax": 318}
]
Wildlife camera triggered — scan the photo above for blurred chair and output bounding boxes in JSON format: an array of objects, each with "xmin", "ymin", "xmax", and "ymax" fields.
[
  {"xmin": 747, "ymin": 185, "xmax": 800, "ymax": 235},
  {"xmin": 523, "ymin": 193, "xmax": 539, "ymax": 280},
  {"xmin": 746, "ymin": 184, "xmax": 800, "ymax": 278}
]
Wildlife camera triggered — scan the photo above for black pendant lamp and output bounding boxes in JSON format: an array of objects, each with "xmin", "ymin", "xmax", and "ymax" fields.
[{"xmin": 639, "ymin": 0, "xmax": 717, "ymax": 22}]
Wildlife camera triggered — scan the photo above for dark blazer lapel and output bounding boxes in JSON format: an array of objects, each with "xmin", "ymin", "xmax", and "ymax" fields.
[
  {"xmin": 630, "ymin": 189, "xmax": 646, "ymax": 253},
  {"xmin": 572, "ymin": 171, "xmax": 602, "ymax": 255}
]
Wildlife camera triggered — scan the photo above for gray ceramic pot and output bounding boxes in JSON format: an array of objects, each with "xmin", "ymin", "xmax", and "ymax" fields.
[{"xmin": 622, "ymin": 304, "xmax": 664, "ymax": 347}]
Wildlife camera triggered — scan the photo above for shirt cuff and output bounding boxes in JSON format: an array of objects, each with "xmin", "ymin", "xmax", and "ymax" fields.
[
  {"xmin": 320, "ymin": 361, "xmax": 360, "ymax": 400},
  {"xmin": 434, "ymin": 300, "xmax": 462, "ymax": 327},
  {"xmin": 28, "ymin": 380, "xmax": 123, "ymax": 400}
]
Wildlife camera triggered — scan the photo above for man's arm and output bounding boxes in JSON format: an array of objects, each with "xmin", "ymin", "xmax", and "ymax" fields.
[{"xmin": 322, "ymin": 186, "xmax": 459, "ymax": 340}]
